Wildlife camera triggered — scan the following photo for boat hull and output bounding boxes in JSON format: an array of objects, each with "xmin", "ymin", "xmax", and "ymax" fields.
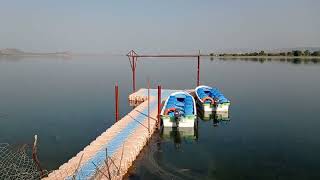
[
  {"xmin": 216, "ymin": 102, "xmax": 230, "ymax": 112},
  {"xmin": 195, "ymin": 85, "xmax": 230, "ymax": 113},
  {"xmin": 196, "ymin": 100, "xmax": 215, "ymax": 112},
  {"xmin": 197, "ymin": 101, "xmax": 230, "ymax": 112},
  {"xmin": 161, "ymin": 91, "xmax": 197, "ymax": 128},
  {"xmin": 162, "ymin": 116, "xmax": 196, "ymax": 128}
]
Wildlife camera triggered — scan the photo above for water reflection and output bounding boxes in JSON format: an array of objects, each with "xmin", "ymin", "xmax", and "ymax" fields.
[
  {"xmin": 139, "ymin": 112, "xmax": 231, "ymax": 179},
  {"xmin": 198, "ymin": 110, "xmax": 230, "ymax": 127},
  {"xmin": 128, "ymin": 127, "xmax": 200, "ymax": 180},
  {"xmin": 292, "ymin": 58, "xmax": 302, "ymax": 64},
  {"xmin": 160, "ymin": 111, "xmax": 230, "ymax": 146},
  {"xmin": 198, "ymin": 108, "xmax": 229, "ymax": 120},
  {"xmin": 161, "ymin": 127, "xmax": 198, "ymax": 149},
  {"xmin": 128, "ymin": 100, "xmax": 143, "ymax": 107},
  {"xmin": 215, "ymin": 111, "xmax": 230, "ymax": 121}
]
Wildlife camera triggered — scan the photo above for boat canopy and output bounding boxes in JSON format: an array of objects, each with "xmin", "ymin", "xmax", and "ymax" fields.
[
  {"xmin": 197, "ymin": 86, "xmax": 230, "ymax": 104},
  {"xmin": 165, "ymin": 94, "xmax": 194, "ymax": 117}
]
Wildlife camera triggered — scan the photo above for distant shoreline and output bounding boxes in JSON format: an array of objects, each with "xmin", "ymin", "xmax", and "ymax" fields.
[
  {"xmin": 0, "ymin": 53, "xmax": 71, "ymax": 57},
  {"xmin": 0, "ymin": 48, "xmax": 71, "ymax": 57},
  {"xmin": 209, "ymin": 55, "xmax": 320, "ymax": 59}
]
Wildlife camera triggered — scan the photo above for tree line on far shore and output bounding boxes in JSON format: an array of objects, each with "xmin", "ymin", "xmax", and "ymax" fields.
[{"xmin": 210, "ymin": 50, "xmax": 320, "ymax": 57}]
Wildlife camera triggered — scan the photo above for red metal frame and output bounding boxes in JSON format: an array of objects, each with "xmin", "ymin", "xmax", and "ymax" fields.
[
  {"xmin": 157, "ymin": 85, "xmax": 161, "ymax": 129},
  {"xmin": 115, "ymin": 84, "xmax": 119, "ymax": 122},
  {"xmin": 127, "ymin": 50, "xmax": 138, "ymax": 92},
  {"xmin": 147, "ymin": 79, "xmax": 150, "ymax": 135},
  {"xmin": 197, "ymin": 55, "xmax": 200, "ymax": 86},
  {"xmin": 127, "ymin": 50, "xmax": 201, "ymax": 91}
]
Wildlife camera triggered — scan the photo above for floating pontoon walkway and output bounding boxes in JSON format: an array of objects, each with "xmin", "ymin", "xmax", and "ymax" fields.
[{"xmin": 44, "ymin": 88, "xmax": 186, "ymax": 180}]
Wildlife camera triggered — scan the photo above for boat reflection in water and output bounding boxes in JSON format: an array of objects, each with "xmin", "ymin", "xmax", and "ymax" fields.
[
  {"xmin": 198, "ymin": 110, "xmax": 230, "ymax": 126},
  {"xmin": 160, "ymin": 111, "xmax": 230, "ymax": 147},
  {"xmin": 215, "ymin": 111, "xmax": 230, "ymax": 121},
  {"xmin": 161, "ymin": 126, "xmax": 198, "ymax": 148}
]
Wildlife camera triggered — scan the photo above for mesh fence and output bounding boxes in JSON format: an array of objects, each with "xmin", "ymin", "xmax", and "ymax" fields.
[{"xmin": 0, "ymin": 143, "xmax": 48, "ymax": 180}]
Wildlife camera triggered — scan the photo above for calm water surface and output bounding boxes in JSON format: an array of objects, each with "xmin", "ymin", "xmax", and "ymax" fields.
[{"xmin": 0, "ymin": 56, "xmax": 319, "ymax": 179}]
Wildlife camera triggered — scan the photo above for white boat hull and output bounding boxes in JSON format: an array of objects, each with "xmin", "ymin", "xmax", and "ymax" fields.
[
  {"xmin": 196, "ymin": 97, "xmax": 230, "ymax": 113},
  {"xmin": 162, "ymin": 116, "xmax": 195, "ymax": 128},
  {"xmin": 216, "ymin": 103, "xmax": 230, "ymax": 112},
  {"xmin": 196, "ymin": 99, "xmax": 215, "ymax": 112}
]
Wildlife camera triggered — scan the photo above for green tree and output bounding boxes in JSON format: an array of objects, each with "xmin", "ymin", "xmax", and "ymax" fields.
[
  {"xmin": 304, "ymin": 50, "xmax": 310, "ymax": 56},
  {"xmin": 293, "ymin": 50, "xmax": 303, "ymax": 56},
  {"xmin": 251, "ymin": 52, "xmax": 258, "ymax": 56},
  {"xmin": 258, "ymin": 51, "xmax": 265, "ymax": 56},
  {"xmin": 311, "ymin": 51, "xmax": 320, "ymax": 56}
]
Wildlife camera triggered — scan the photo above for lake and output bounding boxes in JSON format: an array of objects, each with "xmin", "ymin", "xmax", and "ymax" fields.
[{"xmin": 0, "ymin": 56, "xmax": 319, "ymax": 180}]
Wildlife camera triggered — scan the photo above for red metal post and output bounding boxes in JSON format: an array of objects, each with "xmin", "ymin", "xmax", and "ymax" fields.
[
  {"xmin": 197, "ymin": 55, "xmax": 200, "ymax": 86},
  {"xmin": 147, "ymin": 79, "xmax": 150, "ymax": 135},
  {"xmin": 157, "ymin": 85, "xmax": 161, "ymax": 129},
  {"xmin": 32, "ymin": 135, "xmax": 44, "ymax": 177},
  {"xmin": 115, "ymin": 84, "xmax": 119, "ymax": 122},
  {"xmin": 132, "ymin": 57, "xmax": 136, "ymax": 92},
  {"xmin": 127, "ymin": 50, "xmax": 138, "ymax": 93}
]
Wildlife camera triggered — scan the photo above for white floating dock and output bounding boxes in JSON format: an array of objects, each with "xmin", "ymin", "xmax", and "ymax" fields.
[{"xmin": 44, "ymin": 88, "xmax": 190, "ymax": 180}]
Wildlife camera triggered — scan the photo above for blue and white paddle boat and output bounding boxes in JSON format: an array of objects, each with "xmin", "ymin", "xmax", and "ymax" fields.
[
  {"xmin": 161, "ymin": 91, "xmax": 197, "ymax": 128},
  {"xmin": 195, "ymin": 85, "xmax": 230, "ymax": 112}
]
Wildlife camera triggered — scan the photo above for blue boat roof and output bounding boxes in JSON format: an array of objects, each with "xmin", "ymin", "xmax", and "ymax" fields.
[{"xmin": 175, "ymin": 94, "xmax": 187, "ymax": 98}]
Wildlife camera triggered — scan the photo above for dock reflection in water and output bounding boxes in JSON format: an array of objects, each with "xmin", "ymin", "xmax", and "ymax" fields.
[
  {"xmin": 161, "ymin": 127, "xmax": 198, "ymax": 149},
  {"xmin": 160, "ymin": 110, "xmax": 230, "ymax": 147},
  {"xmin": 127, "ymin": 111, "xmax": 231, "ymax": 180},
  {"xmin": 127, "ymin": 126, "xmax": 200, "ymax": 180}
]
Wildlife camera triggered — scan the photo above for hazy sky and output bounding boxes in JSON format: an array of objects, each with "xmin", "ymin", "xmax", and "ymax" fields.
[{"xmin": 0, "ymin": 0, "xmax": 319, "ymax": 54}]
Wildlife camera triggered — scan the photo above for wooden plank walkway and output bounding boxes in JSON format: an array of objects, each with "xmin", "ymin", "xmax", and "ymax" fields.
[{"xmin": 44, "ymin": 88, "xmax": 186, "ymax": 180}]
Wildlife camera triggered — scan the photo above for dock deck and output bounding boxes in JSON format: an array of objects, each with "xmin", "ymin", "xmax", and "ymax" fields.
[{"xmin": 44, "ymin": 88, "xmax": 187, "ymax": 180}]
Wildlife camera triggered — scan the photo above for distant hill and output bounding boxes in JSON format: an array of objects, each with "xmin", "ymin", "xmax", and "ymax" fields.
[
  {"xmin": 0, "ymin": 48, "xmax": 25, "ymax": 55},
  {"xmin": 0, "ymin": 48, "xmax": 71, "ymax": 57}
]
